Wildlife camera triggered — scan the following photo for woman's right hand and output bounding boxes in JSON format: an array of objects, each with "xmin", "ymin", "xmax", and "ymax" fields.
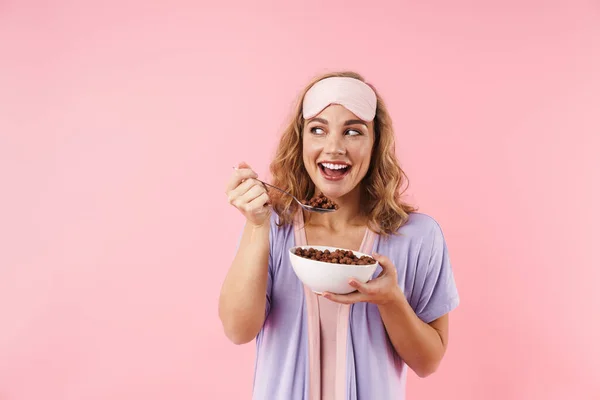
[{"xmin": 225, "ymin": 162, "xmax": 271, "ymax": 227}]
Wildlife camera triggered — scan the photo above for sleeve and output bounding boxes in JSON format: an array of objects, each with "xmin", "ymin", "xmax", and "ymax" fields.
[{"xmin": 412, "ymin": 220, "xmax": 460, "ymax": 323}]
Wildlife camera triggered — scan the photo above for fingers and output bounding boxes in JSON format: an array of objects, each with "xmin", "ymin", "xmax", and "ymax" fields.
[
  {"xmin": 348, "ymin": 278, "xmax": 378, "ymax": 295},
  {"xmin": 321, "ymin": 278, "xmax": 374, "ymax": 304},
  {"xmin": 227, "ymin": 178, "xmax": 262, "ymax": 204},
  {"xmin": 239, "ymin": 189, "xmax": 270, "ymax": 214},
  {"xmin": 322, "ymin": 274, "xmax": 385, "ymax": 303},
  {"xmin": 322, "ymin": 290, "xmax": 365, "ymax": 304},
  {"xmin": 372, "ymin": 253, "xmax": 393, "ymax": 274},
  {"xmin": 242, "ymin": 183, "xmax": 267, "ymax": 201},
  {"xmin": 245, "ymin": 192, "xmax": 270, "ymax": 214},
  {"xmin": 229, "ymin": 179, "xmax": 270, "ymax": 219},
  {"xmin": 322, "ymin": 254, "xmax": 399, "ymax": 305},
  {"xmin": 225, "ymin": 162, "xmax": 273, "ymax": 226},
  {"xmin": 225, "ymin": 163, "xmax": 258, "ymax": 193}
]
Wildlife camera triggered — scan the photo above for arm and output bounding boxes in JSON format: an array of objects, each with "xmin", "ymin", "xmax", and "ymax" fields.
[
  {"xmin": 378, "ymin": 289, "xmax": 449, "ymax": 377},
  {"xmin": 219, "ymin": 162, "xmax": 272, "ymax": 345},
  {"xmin": 218, "ymin": 221, "xmax": 270, "ymax": 345},
  {"xmin": 322, "ymin": 251, "xmax": 457, "ymax": 378}
]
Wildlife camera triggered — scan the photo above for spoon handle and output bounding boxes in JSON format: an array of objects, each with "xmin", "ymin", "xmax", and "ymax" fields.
[
  {"xmin": 256, "ymin": 179, "xmax": 302, "ymax": 205},
  {"xmin": 232, "ymin": 166, "xmax": 301, "ymax": 205}
]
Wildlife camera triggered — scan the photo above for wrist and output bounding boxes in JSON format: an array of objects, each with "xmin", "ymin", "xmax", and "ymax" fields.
[
  {"xmin": 247, "ymin": 217, "xmax": 271, "ymax": 235},
  {"xmin": 249, "ymin": 220, "xmax": 270, "ymax": 230},
  {"xmin": 379, "ymin": 285, "xmax": 408, "ymax": 309}
]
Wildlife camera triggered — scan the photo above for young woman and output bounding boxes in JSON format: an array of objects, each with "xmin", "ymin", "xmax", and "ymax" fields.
[{"xmin": 219, "ymin": 71, "xmax": 460, "ymax": 400}]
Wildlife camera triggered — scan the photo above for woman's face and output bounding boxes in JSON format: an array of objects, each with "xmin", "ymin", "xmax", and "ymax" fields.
[{"xmin": 302, "ymin": 104, "xmax": 375, "ymax": 201}]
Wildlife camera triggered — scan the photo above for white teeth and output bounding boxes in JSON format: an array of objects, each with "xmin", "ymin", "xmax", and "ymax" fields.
[{"xmin": 321, "ymin": 163, "xmax": 349, "ymax": 170}]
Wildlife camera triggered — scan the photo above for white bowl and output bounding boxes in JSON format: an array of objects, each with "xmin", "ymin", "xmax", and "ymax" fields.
[{"xmin": 288, "ymin": 245, "xmax": 379, "ymax": 294}]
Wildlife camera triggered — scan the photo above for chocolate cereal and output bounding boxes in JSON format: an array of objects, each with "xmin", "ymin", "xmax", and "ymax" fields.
[
  {"xmin": 301, "ymin": 193, "xmax": 339, "ymax": 210},
  {"xmin": 294, "ymin": 247, "xmax": 376, "ymax": 265}
]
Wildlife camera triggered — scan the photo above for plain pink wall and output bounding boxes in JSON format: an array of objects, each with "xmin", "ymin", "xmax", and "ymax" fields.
[{"xmin": 1, "ymin": 1, "xmax": 599, "ymax": 399}]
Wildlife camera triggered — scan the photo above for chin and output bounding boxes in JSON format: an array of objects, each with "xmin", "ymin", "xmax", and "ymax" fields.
[
  {"xmin": 318, "ymin": 190, "xmax": 345, "ymax": 201},
  {"xmin": 315, "ymin": 182, "xmax": 355, "ymax": 200},
  {"xmin": 308, "ymin": 167, "xmax": 359, "ymax": 200}
]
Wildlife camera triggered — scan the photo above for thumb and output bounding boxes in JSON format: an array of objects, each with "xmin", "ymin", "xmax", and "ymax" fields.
[
  {"xmin": 372, "ymin": 253, "xmax": 392, "ymax": 271},
  {"xmin": 237, "ymin": 161, "xmax": 252, "ymax": 170}
]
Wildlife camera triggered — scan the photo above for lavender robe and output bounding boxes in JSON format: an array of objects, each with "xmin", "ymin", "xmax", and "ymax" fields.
[{"xmin": 248, "ymin": 210, "xmax": 459, "ymax": 399}]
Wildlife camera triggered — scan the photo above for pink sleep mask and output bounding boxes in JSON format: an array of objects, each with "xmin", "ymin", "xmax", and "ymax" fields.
[{"xmin": 302, "ymin": 77, "xmax": 377, "ymax": 122}]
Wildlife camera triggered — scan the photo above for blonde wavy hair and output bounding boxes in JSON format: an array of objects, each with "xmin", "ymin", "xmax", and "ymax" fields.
[{"xmin": 268, "ymin": 71, "xmax": 416, "ymax": 237}]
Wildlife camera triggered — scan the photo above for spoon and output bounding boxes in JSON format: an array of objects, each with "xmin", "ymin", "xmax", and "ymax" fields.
[{"xmin": 233, "ymin": 167, "xmax": 336, "ymax": 213}]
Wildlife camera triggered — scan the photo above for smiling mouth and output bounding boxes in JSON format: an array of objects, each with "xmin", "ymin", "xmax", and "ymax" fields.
[{"xmin": 318, "ymin": 162, "xmax": 352, "ymax": 179}]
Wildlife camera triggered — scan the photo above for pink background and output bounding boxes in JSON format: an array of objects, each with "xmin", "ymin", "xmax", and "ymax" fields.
[{"xmin": 1, "ymin": 1, "xmax": 599, "ymax": 399}]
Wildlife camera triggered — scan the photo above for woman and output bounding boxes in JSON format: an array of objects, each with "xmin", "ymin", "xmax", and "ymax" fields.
[{"xmin": 219, "ymin": 71, "xmax": 459, "ymax": 400}]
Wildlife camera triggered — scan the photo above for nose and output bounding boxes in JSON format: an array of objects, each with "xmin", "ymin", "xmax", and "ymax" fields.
[{"xmin": 324, "ymin": 132, "xmax": 346, "ymax": 155}]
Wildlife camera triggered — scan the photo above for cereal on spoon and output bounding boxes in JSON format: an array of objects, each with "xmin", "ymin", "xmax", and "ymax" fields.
[{"xmin": 301, "ymin": 192, "xmax": 339, "ymax": 210}]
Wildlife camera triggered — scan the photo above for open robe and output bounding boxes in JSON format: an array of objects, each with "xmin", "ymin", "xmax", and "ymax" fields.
[{"xmin": 248, "ymin": 211, "xmax": 460, "ymax": 399}]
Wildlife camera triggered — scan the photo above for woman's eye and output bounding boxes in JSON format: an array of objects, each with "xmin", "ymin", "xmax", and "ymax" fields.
[
  {"xmin": 346, "ymin": 129, "xmax": 361, "ymax": 136},
  {"xmin": 310, "ymin": 127, "xmax": 325, "ymax": 135}
]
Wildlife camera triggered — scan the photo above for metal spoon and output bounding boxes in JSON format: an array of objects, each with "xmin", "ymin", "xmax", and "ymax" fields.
[
  {"xmin": 258, "ymin": 180, "xmax": 337, "ymax": 213},
  {"xmin": 233, "ymin": 167, "xmax": 336, "ymax": 213}
]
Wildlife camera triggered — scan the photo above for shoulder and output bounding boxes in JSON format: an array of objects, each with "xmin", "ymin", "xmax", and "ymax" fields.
[
  {"xmin": 386, "ymin": 212, "xmax": 445, "ymax": 243},
  {"xmin": 376, "ymin": 212, "xmax": 450, "ymax": 270}
]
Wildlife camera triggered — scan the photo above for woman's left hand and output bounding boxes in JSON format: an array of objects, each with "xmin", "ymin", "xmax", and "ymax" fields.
[{"xmin": 322, "ymin": 253, "xmax": 402, "ymax": 305}]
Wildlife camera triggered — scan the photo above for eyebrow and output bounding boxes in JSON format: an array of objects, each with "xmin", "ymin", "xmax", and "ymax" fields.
[
  {"xmin": 344, "ymin": 119, "xmax": 368, "ymax": 127},
  {"xmin": 307, "ymin": 117, "xmax": 368, "ymax": 127}
]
